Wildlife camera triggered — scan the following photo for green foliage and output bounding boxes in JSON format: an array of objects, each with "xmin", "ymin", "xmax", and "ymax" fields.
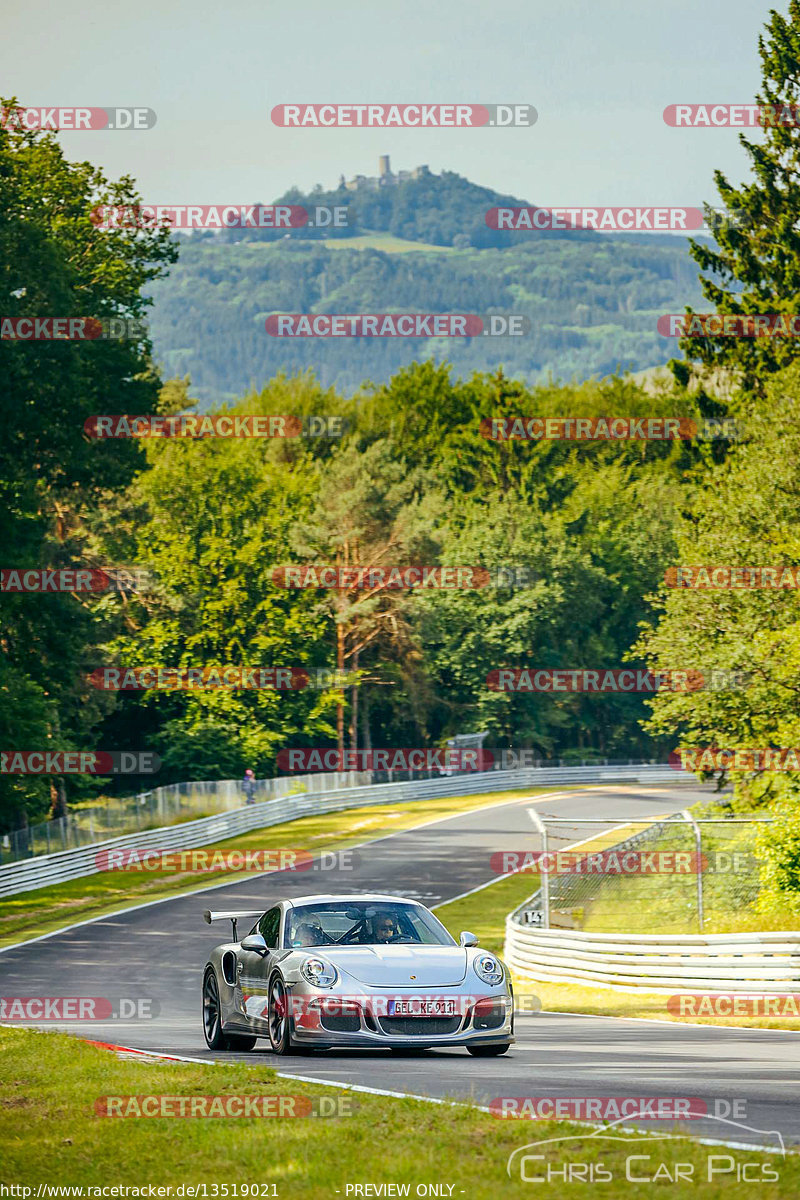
[
  {"xmin": 637, "ymin": 363, "xmax": 800, "ymax": 796},
  {"xmin": 677, "ymin": 1, "xmax": 800, "ymax": 390},
  {"xmin": 0, "ymin": 99, "xmax": 176, "ymax": 827},
  {"xmin": 756, "ymin": 799, "xmax": 800, "ymax": 916},
  {"xmin": 85, "ymin": 362, "xmax": 700, "ymax": 782},
  {"xmin": 222, "ymin": 168, "xmax": 543, "ymax": 249},
  {"xmin": 147, "ymin": 235, "xmax": 705, "ymax": 404}
]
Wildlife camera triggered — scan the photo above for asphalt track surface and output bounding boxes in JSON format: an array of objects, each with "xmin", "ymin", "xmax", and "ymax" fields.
[{"xmin": 2, "ymin": 783, "xmax": 798, "ymax": 1150}]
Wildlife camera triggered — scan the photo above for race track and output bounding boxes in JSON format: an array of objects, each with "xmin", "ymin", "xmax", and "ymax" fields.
[{"xmin": 2, "ymin": 783, "xmax": 797, "ymax": 1151}]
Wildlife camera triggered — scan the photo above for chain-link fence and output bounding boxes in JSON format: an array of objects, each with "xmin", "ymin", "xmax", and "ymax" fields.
[{"xmin": 516, "ymin": 813, "xmax": 770, "ymax": 935}]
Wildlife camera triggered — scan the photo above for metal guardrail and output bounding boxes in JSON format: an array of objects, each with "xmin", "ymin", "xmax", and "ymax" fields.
[
  {"xmin": 503, "ymin": 923, "xmax": 800, "ymax": 993},
  {"xmin": 503, "ymin": 805, "xmax": 792, "ymax": 989},
  {"xmin": 0, "ymin": 763, "xmax": 676, "ymax": 898},
  {"xmin": 0, "ymin": 770, "xmax": 375, "ymax": 863}
]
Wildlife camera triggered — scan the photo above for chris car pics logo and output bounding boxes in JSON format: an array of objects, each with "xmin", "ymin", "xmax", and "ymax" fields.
[{"xmin": 505, "ymin": 1112, "xmax": 783, "ymax": 1184}]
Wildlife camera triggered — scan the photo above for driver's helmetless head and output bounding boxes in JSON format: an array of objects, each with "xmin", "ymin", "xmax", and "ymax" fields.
[
  {"xmin": 296, "ymin": 921, "xmax": 323, "ymax": 946},
  {"xmin": 374, "ymin": 914, "xmax": 396, "ymax": 941}
]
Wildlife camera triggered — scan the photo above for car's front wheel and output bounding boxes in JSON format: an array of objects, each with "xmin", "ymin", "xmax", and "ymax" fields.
[
  {"xmin": 267, "ymin": 973, "xmax": 292, "ymax": 1054},
  {"xmin": 203, "ymin": 969, "xmax": 257, "ymax": 1052},
  {"xmin": 467, "ymin": 1043, "xmax": 511, "ymax": 1056}
]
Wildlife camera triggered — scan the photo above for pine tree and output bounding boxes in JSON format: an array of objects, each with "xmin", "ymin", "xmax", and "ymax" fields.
[{"xmin": 674, "ymin": 1, "xmax": 800, "ymax": 393}]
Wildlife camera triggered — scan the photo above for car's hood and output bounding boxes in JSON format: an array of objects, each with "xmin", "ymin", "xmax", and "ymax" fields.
[{"xmin": 321, "ymin": 945, "xmax": 468, "ymax": 987}]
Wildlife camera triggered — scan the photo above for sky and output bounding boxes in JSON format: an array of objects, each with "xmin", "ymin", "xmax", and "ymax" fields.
[{"xmin": 1, "ymin": 0, "xmax": 776, "ymax": 210}]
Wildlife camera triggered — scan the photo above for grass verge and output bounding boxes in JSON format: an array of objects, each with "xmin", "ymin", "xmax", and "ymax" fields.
[{"xmin": 0, "ymin": 1027, "xmax": 792, "ymax": 1196}]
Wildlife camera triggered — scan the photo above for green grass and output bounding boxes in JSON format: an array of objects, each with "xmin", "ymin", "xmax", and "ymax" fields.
[
  {"xmin": 313, "ymin": 232, "xmax": 453, "ymax": 253},
  {"xmin": 237, "ymin": 231, "xmax": 453, "ymax": 254},
  {"xmin": 0, "ymin": 1027, "xmax": 793, "ymax": 1196},
  {"xmin": 0, "ymin": 787, "xmax": 546, "ymax": 948}
]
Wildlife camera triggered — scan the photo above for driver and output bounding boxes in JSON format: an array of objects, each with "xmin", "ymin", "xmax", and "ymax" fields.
[
  {"xmin": 372, "ymin": 912, "xmax": 400, "ymax": 943},
  {"xmin": 294, "ymin": 920, "xmax": 326, "ymax": 947}
]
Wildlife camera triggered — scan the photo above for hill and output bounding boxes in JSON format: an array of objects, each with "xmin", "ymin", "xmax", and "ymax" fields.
[{"xmin": 146, "ymin": 165, "xmax": 706, "ymax": 403}]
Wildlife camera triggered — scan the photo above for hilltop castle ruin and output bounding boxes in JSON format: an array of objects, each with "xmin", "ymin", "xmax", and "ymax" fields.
[{"xmin": 339, "ymin": 156, "xmax": 431, "ymax": 192}]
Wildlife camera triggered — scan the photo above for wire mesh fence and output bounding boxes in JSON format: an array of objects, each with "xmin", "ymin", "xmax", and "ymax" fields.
[{"xmin": 515, "ymin": 813, "xmax": 770, "ymax": 935}]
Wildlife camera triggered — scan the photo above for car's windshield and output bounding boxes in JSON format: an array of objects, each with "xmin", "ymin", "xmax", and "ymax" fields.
[{"xmin": 285, "ymin": 901, "xmax": 455, "ymax": 948}]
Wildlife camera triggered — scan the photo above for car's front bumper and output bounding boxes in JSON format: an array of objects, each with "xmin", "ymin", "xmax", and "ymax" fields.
[{"xmin": 286, "ymin": 990, "xmax": 514, "ymax": 1048}]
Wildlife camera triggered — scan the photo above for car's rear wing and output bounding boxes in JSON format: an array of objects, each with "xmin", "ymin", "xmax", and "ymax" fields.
[{"xmin": 203, "ymin": 909, "xmax": 264, "ymax": 940}]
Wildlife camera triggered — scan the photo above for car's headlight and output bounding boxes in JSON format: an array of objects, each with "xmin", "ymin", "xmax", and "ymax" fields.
[
  {"xmin": 301, "ymin": 957, "xmax": 338, "ymax": 988},
  {"xmin": 474, "ymin": 954, "xmax": 504, "ymax": 986}
]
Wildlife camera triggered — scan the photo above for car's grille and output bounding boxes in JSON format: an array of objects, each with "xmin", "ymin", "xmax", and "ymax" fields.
[
  {"xmin": 473, "ymin": 1003, "xmax": 506, "ymax": 1030},
  {"xmin": 379, "ymin": 1016, "xmax": 462, "ymax": 1036},
  {"xmin": 320, "ymin": 1011, "xmax": 361, "ymax": 1033}
]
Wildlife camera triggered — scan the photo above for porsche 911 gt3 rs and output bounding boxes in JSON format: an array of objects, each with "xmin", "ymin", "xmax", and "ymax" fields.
[{"xmin": 202, "ymin": 893, "xmax": 514, "ymax": 1055}]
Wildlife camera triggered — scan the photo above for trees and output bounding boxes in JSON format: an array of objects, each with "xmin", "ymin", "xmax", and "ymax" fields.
[
  {"xmin": 283, "ymin": 438, "xmax": 441, "ymax": 754},
  {"xmin": 675, "ymin": 2, "xmax": 800, "ymax": 392},
  {"xmin": 637, "ymin": 363, "xmax": 800, "ymax": 807},
  {"xmin": 95, "ymin": 376, "xmax": 338, "ymax": 782},
  {"xmin": 0, "ymin": 101, "xmax": 176, "ymax": 828}
]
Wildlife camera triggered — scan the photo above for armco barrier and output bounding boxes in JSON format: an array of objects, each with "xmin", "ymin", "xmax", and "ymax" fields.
[
  {"xmin": 503, "ymin": 924, "xmax": 800, "ymax": 993},
  {"xmin": 0, "ymin": 763, "xmax": 676, "ymax": 898}
]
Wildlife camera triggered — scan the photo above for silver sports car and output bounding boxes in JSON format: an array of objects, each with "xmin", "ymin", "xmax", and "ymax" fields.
[{"xmin": 202, "ymin": 893, "xmax": 514, "ymax": 1055}]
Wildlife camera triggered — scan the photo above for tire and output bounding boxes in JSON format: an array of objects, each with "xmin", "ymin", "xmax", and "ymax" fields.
[
  {"xmin": 267, "ymin": 973, "xmax": 292, "ymax": 1055},
  {"xmin": 203, "ymin": 969, "xmax": 257, "ymax": 1052},
  {"xmin": 467, "ymin": 1043, "xmax": 511, "ymax": 1057}
]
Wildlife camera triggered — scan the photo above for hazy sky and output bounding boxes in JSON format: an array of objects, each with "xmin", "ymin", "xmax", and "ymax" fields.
[{"xmin": 2, "ymin": 0, "xmax": 776, "ymax": 209}]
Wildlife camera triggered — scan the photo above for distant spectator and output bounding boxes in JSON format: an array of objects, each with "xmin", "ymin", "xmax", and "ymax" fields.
[{"xmin": 242, "ymin": 768, "xmax": 256, "ymax": 805}]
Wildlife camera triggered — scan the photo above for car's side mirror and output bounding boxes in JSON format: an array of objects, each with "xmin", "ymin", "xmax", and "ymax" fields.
[
  {"xmin": 459, "ymin": 931, "xmax": 479, "ymax": 947},
  {"xmin": 240, "ymin": 933, "xmax": 269, "ymax": 955}
]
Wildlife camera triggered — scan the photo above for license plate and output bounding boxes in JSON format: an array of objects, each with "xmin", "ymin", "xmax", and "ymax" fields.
[{"xmin": 389, "ymin": 999, "xmax": 456, "ymax": 1016}]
